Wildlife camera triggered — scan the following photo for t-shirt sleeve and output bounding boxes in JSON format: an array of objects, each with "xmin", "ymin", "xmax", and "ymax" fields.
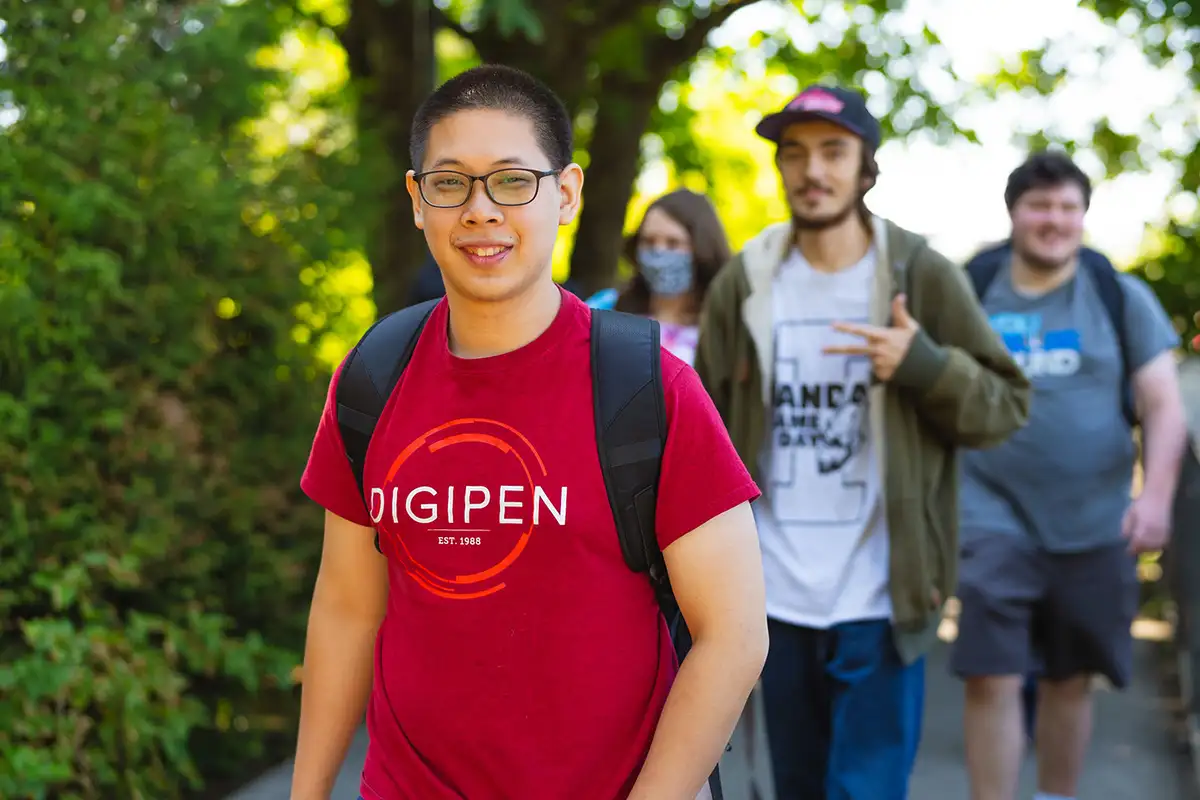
[
  {"xmin": 655, "ymin": 357, "xmax": 761, "ymax": 551},
  {"xmin": 1118, "ymin": 272, "xmax": 1179, "ymax": 372},
  {"xmin": 299, "ymin": 359, "xmax": 376, "ymax": 527}
]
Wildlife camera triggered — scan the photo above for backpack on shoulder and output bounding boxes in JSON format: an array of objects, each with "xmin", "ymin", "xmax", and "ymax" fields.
[{"xmin": 332, "ymin": 298, "xmax": 724, "ymax": 796}]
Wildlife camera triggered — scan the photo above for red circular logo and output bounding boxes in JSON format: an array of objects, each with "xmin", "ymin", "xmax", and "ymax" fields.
[{"xmin": 373, "ymin": 417, "xmax": 552, "ymax": 600}]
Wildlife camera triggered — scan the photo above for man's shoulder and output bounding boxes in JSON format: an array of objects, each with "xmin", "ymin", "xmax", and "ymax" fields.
[
  {"xmin": 708, "ymin": 250, "xmax": 750, "ymax": 298},
  {"xmin": 658, "ymin": 348, "xmax": 693, "ymax": 391},
  {"xmin": 1075, "ymin": 254, "xmax": 1166, "ymax": 317},
  {"xmin": 904, "ymin": 237, "xmax": 966, "ymax": 295},
  {"xmin": 876, "ymin": 216, "xmax": 958, "ymax": 276},
  {"xmin": 1111, "ymin": 266, "xmax": 1158, "ymax": 301}
]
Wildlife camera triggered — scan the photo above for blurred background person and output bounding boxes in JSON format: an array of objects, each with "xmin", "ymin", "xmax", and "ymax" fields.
[{"xmin": 610, "ymin": 188, "xmax": 732, "ymax": 367}]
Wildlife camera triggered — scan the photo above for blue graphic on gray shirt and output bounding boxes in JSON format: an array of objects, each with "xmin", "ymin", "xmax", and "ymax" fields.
[
  {"xmin": 991, "ymin": 312, "xmax": 1082, "ymax": 379},
  {"xmin": 959, "ymin": 264, "xmax": 1178, "ymax": 553}
]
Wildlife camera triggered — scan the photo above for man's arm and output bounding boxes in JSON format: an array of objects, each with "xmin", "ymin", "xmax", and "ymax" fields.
[
  {"xmin": 1130, "ymin": 351, "xmax": 1188, "ymax": 530},
  {"xmin": 694, "ymin": 261, "xmax": 740, "ymax": 421},
  {"xmin": 627, "ymin": 502, "xmax": 768, "ymax": 800},
  {"xmin": 291, "ymin": 511, "xmax": 388, "ymax": 800},
  {"xmin": 890, "ymin": 250, "xmax": 1032, "ymax": 448}
]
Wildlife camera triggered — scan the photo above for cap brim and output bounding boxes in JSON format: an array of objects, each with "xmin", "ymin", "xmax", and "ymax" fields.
[{"xmin": 755, "ymin": 110, "xmax": 868, "ymax": 145}]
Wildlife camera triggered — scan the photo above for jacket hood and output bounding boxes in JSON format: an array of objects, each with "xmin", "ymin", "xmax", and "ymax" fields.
[{"xmin": 740, "ymin": 216, "xmax": 932, "ymax": 283}]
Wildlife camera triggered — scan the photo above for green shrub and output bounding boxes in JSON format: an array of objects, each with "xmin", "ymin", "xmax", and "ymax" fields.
[{"xmin": 0, "ymin": 2, "xmax": 368, "ymax": 797}]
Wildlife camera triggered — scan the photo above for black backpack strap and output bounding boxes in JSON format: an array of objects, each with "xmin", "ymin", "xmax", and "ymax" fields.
[
  {"xmin": 589, "ymin": 307, "xmax": 724, "ymax": 798},
  {"xmin": 1079, "ymin": 248, "xmax": 1136, "ymax": 428},
  {"xmin": 590, "ymin": 310, "xmax": 671, "ymax": 601},
  {"xmin": 964, "ymin": 241, "xmax": 1009, "ymax": 300},
  {"xmin": 336, "ymin": 298, "xmax": 440, "ymax": 552}
]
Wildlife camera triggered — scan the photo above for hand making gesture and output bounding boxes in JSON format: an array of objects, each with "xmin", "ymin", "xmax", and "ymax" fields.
[{"xmin": 823, "ymin": 294, "xmax": 919, "ymax": 381}]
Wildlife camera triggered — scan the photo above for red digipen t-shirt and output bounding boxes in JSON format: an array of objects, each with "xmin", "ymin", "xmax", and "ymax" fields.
[{"xmin": 300, "ymin": 289, "xmax": 759, "ymax": 800}]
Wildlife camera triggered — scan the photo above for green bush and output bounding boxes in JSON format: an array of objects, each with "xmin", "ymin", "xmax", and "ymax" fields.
[{"xmin": 0, "ymin": 3, "xmax": 368, "ymax": 797}]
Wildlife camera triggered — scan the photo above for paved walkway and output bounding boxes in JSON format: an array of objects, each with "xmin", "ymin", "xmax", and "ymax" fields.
[{"xmin": 228, "ymin": 639, "xmax": 1197, "ymax": 800}]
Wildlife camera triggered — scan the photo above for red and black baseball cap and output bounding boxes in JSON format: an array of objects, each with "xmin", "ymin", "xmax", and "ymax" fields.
[{"xmin": 755, "ymin": 85, "xmax": 881, "ymax": 153}]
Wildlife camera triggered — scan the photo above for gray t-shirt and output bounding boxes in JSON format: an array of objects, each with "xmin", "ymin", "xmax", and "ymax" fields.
[{"xmin": 960, "ymin": 261, "xmax": 1178, "ymax": 553}]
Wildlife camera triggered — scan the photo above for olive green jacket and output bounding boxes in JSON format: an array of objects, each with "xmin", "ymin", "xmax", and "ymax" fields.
[{"xmin": 695, "ymin": 216, "xmax": 1032, "ymax": 663}]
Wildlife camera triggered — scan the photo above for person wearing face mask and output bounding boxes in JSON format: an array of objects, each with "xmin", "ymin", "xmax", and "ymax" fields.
[
  {"xmin": 952, "ymin": 151, "xmax": 1188, "ymax": 800},
  {"xmin": 614, "ymin": 189, "xmax": 732, "ymax": 367}
]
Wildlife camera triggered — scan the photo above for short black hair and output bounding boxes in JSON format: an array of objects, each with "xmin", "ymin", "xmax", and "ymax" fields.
[
  {"xmin": 409, "ymin": 64, "xmax": 574, "ymax": 172},
  {"xmin": 1005, "ymin": 150, "xmax": 1092, "ymax": 211}
]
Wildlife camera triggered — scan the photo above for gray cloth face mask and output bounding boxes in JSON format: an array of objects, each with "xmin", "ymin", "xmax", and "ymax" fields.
[{"xmin": 637, "ymin": 248, "xmax": 694, "ymax": 296}]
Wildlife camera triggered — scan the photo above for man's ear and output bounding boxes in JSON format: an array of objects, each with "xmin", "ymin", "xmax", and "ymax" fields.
[
  {"xmin": 556, "ymin": 163, "xmax": 584, "ymax": 226},
  {"xmin": 406, "ymin": 170, "xmax": 424, "ymax": 230}
]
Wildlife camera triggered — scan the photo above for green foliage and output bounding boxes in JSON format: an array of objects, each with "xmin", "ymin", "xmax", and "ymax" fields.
[
  {"xmin": 1083, "ymin": 0, "xmax": 1200, "ymax": 79},
  {"xmin": 0, "ymin": 1, "xmax": 359, "ymax": 796},
  {"xmin": 1129, "ymin": 219, "xmax": 1200, "ymax": 346},
  {"xmin": 1077, "ymin": 0, "xmax": 1199, "ymax": 350},
  {"xmin": 650, "ymin": 4, "xmax": 980, "ymax": 194},
  {"xmin": 478, "ymin": 0, "xmax": 545, "ymax": 42}
]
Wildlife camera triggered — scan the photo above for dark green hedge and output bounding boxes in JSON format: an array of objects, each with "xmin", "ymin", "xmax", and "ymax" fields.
[{"xmin": 0, "ymin": 3, "xmax": 370, "ymax": 797}]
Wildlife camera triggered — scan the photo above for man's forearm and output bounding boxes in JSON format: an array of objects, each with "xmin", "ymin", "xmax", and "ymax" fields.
[
  {"xmin": 290, "ymin": 605, "xmax": 379, "ymax": 800},
  {"xmin": 628, "ymin": 633, "xmax": 767, "ymax": 800},
  {"xmin": 1141, "ymin": 402, "xmax": 1188, "ymax": 503}
]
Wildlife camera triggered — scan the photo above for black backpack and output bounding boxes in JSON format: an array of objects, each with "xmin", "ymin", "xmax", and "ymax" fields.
[
  {"xmin": 964, "ymin": 241, "xmax": 1136, "ymax": 427},
  {"xmin": 333, "ymin": 298, "xmax": 725, "ymax": 796}
]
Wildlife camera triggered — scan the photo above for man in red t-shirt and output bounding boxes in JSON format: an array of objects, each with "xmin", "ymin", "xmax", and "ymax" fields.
[{"xmin": 290, "ymin": 64, "xmax": 769, "ymax": 800}]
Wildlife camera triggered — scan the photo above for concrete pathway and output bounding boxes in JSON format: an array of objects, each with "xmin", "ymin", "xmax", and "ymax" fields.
[{"xmin": 227, "ymin": 640, "xmax": 1196, "ymax": 800}]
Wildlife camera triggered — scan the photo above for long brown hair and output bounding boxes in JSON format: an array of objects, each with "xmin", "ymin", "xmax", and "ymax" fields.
[{"xmin": 615, "ymin": 189, "xmax": 732, "ymax": 317}]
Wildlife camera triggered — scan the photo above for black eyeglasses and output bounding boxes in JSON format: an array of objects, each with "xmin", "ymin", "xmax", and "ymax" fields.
[{"xmin": 413, "ymin": 167, "xmax": 560, "ymax": 208}]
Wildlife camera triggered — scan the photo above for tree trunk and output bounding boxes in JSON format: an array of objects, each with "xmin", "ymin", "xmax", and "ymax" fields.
[
  {"xmin": 568, "ymin": 77, "xmax": 662, "ymax": 296},
  {"xmin": 345, "ymin": 0, "xmax": 437, "ymax": 316}
]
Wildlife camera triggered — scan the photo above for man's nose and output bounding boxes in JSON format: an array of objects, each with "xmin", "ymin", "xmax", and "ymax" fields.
[{"xmin": 460, "ymin": 179, "xmax": 503, "ymax": 226}]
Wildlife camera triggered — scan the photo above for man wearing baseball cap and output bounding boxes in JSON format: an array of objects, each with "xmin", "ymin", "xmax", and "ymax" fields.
[{"xmin": 695, "ymin": 84, "xmax": 1032, "ymax": 798}]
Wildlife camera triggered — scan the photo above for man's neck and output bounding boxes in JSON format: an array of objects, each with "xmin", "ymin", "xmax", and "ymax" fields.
[
  {"xmin": 794, "ymin": 215, "xmax": 873, "ymax": 273},
  {"xmin": 445, "ymin": 279, "xmax": 563, "ymax": 359},
  {"xmin": 1010, "ymin": 250, "xmax": 1078, "ymax": 296},
  {"xmin": 649, "ymin": 293, "xmax": 695, "ymax": 326}
]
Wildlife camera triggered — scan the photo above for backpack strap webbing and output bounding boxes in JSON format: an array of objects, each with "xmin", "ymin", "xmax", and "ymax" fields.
[
  {"xmin": 590, "ymin": 309, "xmax": 671, "ymax": 614},
  {"xmin": 588, "ymin": 307, "xmax": 723, "ymax": 798},
  {"xmin": 1079, "ymin": 250, "xmax": 1136, "ymax": 428},
  {"xmin": 335, "ymin": 298, "xmax": 439, "ymax": 553}
]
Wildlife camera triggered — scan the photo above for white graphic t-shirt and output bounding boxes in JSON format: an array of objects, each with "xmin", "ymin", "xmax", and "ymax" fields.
[{"xmin": 754, "ymin": 247, "xmax": 892, "ymax": 628}]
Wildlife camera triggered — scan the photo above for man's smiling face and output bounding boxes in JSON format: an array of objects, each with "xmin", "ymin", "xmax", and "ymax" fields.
[
  {"xmin": 1009, "ymin": 181, "xmax": 1087, "ymax": 273},
  {"xmin": 407, "ymin": 108, "xmax": 582, "ymax": 305}
]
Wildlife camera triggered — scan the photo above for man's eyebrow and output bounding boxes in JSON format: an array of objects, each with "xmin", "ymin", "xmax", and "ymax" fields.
[
  {"xmin": 426, "ymin": 156, "xmax": 531, "ymax": 169},
  {"xmin": 778, "ymin": 135, "xmax": 852, "ymax": 149}
]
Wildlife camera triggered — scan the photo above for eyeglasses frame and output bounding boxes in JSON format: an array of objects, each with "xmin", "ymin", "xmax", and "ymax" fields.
[{"xmin": 412, "ymin": 167, "xmax": 562, "ymax": 208}]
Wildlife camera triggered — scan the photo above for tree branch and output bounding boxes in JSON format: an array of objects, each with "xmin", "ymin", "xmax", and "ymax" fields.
[{"xmin": 650, "ymin": 0, "xmax": 758, "ymax": 75}]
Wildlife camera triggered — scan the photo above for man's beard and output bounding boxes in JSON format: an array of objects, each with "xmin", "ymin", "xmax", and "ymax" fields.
[
  {"xmin": 1013, "ymin": 239, "xmax": 1075, "ymax": 274},
  {"xmin": 791, "ymin": 192, "xmax": 860, "ymax": 231}
]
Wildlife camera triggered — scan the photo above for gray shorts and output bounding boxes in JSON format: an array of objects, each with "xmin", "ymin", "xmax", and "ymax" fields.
[{"xmin": 949, "ymin": 534, "xmax": 1139, "ymax": 689}]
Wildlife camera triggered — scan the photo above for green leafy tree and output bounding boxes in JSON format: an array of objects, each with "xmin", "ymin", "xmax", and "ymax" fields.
[
  {"xmin": 982, "ymin": 1, "xmax": 1199, "ymax": 346},
  {"xmin": 1080, "ymin": 0, "xmax": 1200, "ymax": 348},
  {"xmin": 324, "ymin": 0, "xmax": 980, "ymax": 311},
  {"xmin": 0, "ymin": 1, "xmax": 361, "ymax": 796}
]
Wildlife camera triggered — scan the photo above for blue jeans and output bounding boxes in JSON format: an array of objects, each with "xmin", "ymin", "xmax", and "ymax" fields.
[{"xmin": 760, "ymin": 618, "xmax": 925, "ymax": 800}]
